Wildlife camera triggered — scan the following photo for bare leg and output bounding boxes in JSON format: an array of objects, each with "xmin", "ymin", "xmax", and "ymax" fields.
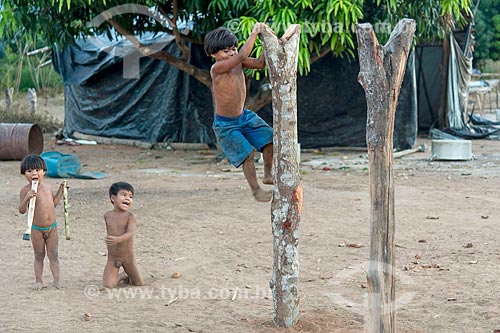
[
  {"xmin": 45, "ymin": 228, "xmax": 61, "ymax": 288},
  {"xmin": 242, "ymin": 152, "xmax": 272, "ymax": 202},
  {"xmin": 102, "ymin": 259, "xmax": 120, "ymax": 288},
  {"xmin": 123, "ymin": 261, "xmax": 144, "ymax": 286},
  {"xmin": 31, "ymin": 230, "xmax": 45, "ymax": 290},
  {"xmin": 262, "ymin": 143, "xmax": 273, "ymax": 185}
]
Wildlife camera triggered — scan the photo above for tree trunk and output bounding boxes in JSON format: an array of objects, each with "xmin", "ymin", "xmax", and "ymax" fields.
[
  {"xmin": 260, "ymin": 24, "xmax": 302, "ymax": 328},
  {"xmin": 355, "ymin": 19, "xmax": 415, "ymax": 333}
]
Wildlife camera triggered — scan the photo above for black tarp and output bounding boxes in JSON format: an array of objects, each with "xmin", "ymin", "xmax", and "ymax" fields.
[
  {"xmin": 416, "ymin": 45, "xmax": 442, "ymax": 130},
  {"xmin": 53, "ymin": 33, "xmax": 418, "ymax": 150},
  {"xmin": 258, "ymin": 51, "xmax": 417, "ymax": 149},
  {"xmin": 53, "ymin": 33, "xmax": 216, "ymax": 145}
]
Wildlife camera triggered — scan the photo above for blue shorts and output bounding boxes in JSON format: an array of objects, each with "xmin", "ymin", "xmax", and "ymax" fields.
[{"xmin": 213, "ymin": 109, "xmax": 273, "ymax": 168}]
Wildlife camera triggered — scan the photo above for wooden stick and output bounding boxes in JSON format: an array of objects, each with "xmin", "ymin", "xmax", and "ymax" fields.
[
  {"xmin": 23, "ymin": 180, "xmax": 38, "ymax": 241},
  {"xmin": 63, "ymin": 180, "xmax": 70, "ymax": 240},
  {"xmin": 393, "ymin": 144, "xmax": 426, "ymax": 159},
  {"xmin": 72, "ymin": 131, "xmax": 153, "ymax": 149}
]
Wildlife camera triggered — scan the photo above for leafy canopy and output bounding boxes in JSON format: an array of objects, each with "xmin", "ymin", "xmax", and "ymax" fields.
[
  {"xmin": 1, "ymin": 0, "xmax": 471, "ymax": 76},
  {"xmin": 473, "ymin": 0, "xmax": 500, "ymax": 64}
]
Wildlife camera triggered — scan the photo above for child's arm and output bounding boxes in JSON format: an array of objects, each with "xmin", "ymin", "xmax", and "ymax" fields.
[
  {"xmin": 243, "ymin": 52, "xmax": 265, "ymax": 70},
  {"xmin": 53, "ymin": 182, "xmax": 68, "ymax": 207},
  {"xmin": 105, "ymin": 214, "xmax": 137, "ymax": 246},
  {"xmin": 19, "ymin": 186, "xmax": 35, "ymax": 214},
  {"xmin": 211, "ymin": 22, "xmax": 265, "ymax": 74}
]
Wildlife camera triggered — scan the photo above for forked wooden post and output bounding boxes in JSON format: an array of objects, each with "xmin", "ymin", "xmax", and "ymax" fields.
[
  {"xmin": 356, "ymin": 19, "xmax": 415, "ymax": 332},
  {"xmin": 260, "ymin": 24, "xmax": 302, "ymax": 328}
]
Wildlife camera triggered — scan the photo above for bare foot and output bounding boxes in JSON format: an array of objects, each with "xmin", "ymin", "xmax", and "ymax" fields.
[
  {"xmin": 33, "ymin": 281, "xmax": 44, "ymax": 291},
  {"xmin": 252, "ymin": 188, "xmax": 273, "ymax": 202},
  {"xmin": 262, "ymin": 176, "xmax": 274, "ymax": 185},
  {"xmin": 53, "ymin": 280, "xmax": 62, "ymax": 289}
]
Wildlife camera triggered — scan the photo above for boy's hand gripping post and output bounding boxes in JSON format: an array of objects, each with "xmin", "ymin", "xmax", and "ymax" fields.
[
  {"xmin": 22, "ymin": 179, "xmax": 38, "ymax": 241},
  {"xmin": 63, "ymin": 180, "xmax": 70, "ymax": 240}
]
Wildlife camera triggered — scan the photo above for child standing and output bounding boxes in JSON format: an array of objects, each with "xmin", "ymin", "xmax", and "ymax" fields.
[
  {"xmin": 102, "ymin": 182, "xmax": 143, "ymax": 288},
  {"xmin": 204, "ymin": 23, "xmax": 274, "ymax": 202},
  {"xmin": 19, "ymin": 154, "xmax": 67, "ymax": 290}
]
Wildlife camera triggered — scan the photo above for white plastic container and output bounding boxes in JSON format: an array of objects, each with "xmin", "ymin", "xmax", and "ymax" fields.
[{"xmin": 430, "ymin": 139, "xmax": 472, "ymax": 161}]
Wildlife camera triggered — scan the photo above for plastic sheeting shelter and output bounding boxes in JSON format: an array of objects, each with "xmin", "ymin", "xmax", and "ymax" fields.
[
  {"xmin": 416, "ymin": 25, "xmax": 500, "ymax": 140},
  {"xmin": 259, "ymin": 51, "xmax": 417, "ymax": 149},
  {"xmin": 53, "ymin": 33, "xmax": 418, "ymax": 150},
  {"xmin": 53, "ymin": 33, "xmax": 215, "ymax": 145}
]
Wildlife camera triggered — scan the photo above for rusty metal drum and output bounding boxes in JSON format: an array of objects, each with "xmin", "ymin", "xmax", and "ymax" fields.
[{"xmin": 0, "ymin": 123, "xmax": 44, "ymax": 160}]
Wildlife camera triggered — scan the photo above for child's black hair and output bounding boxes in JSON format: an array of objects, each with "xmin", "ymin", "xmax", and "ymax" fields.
[
  {"xmin": 20, "ymin": 154, "xmax": 47, "ymax": 174},
  {"xmin": 109, "ymin": 182, "xmax": 135, "ymax": 201},
  {"xmin": 204, "ymin": 27, "xmax": 238, "ymax": 56}
]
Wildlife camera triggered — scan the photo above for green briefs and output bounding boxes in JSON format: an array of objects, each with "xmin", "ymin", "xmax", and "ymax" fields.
[{"xmin": 32, "ymin": 221, "xmax": 58, "ymax": 231}]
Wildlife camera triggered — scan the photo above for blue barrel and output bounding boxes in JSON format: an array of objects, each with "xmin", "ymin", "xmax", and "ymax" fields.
[
  {"xmin": 0, "ymin": 123, "xmax": 43, "ymax": 160},
  {"xmin": 41, "ymin": 151, "xmax": 81, "ymax": 178}
]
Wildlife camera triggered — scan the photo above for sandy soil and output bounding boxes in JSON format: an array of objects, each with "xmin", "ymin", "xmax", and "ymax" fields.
[{"xmin": 1, "ymin": 135, "xmax": 500, "ymax": 333}]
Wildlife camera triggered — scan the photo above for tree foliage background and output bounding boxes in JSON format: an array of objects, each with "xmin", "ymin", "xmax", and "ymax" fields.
[
  {"xmin": 1, "ymin": 0, "xmax": 472, "ymax": 75},
  {"xmin": 473, "ymin": 0, "xmax": 500, "ymax": 67},
  {"xmin": 0, "ymin": 0, "xmax": 476, "ymax": 111}
]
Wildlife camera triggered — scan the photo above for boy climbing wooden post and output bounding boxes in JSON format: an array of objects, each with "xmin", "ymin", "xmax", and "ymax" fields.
[
  {"xmin": 204, "ymin": 23, "xmax": 274, "ymax": 202},
  {"xmin": 356, "ymin": 18, "xmax": 416, "ymax": 332},
  {"xmin": 205, "ymin": 22, "xmax": 302, "ymax": 327},
  {"xmin": 260, "ymin": 24, "xmax": 303, "ymax": 328}
]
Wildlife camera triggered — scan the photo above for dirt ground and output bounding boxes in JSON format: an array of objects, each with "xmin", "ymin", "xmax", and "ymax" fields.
[{"xmin": 1, "ymin": 132, "xmax": 500, "ymax": 333}]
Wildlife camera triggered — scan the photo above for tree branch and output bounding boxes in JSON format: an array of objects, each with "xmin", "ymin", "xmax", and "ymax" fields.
[
  {"xmin": 310, "ymin": 46, "xmax": 331, "ymax": 64},
  {"xmin": 149, "ymin": 50, "xmax": 212, "ymax": 87},
  {"xmin": 158, "ymin": 0, "xmax": 190, "ymax": 60},
  {"xmin": 245, "ymin": 81, "xmax": 272, "ymax": 112},
  {"xmin": 104, "ymin": 13, "xmax": 211, "ymax": 88}
]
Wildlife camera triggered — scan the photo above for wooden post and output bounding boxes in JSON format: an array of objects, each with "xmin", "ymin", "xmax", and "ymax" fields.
[
  {"xmin": 4, "ymin": 87, "xmax": 13, "ymax": 108},
  {"xmin": 28, "ymin": 88, "xmax": 37, "ymax": 114},
  {"xmin": 355, "ymin": 19, "xmax": 415, "ymax": 333},
  {"xmin": 260, "ymin": 24, "xmax": 302, "ymax": 328}
]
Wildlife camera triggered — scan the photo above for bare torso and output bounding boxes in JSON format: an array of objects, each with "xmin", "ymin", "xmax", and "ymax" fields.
[
  {"xmin": 211, "ymin": 64, "xmax": 247, "ymax": 117},
  {"xmin": 105, "ymin": 210, "xmax": 134, "ymax": 263},
  {"xmin": 20, "ymin": 182, "xmax": 56, "ymax": 228}
]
